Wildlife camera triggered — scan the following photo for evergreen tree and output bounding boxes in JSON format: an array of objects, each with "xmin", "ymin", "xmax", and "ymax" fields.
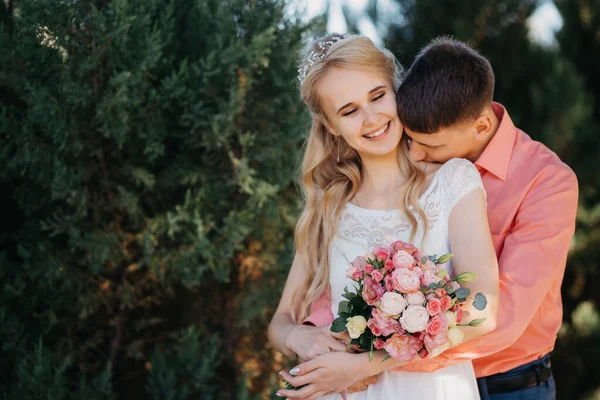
[{"xmin": 0, "ymin": 0, "xmax": 309, "ymax": 397}]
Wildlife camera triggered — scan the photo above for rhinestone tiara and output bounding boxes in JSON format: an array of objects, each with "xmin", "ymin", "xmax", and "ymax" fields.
[{"xmin": 297, "ymin": 34, "xmax": 349, "ymax": 86}]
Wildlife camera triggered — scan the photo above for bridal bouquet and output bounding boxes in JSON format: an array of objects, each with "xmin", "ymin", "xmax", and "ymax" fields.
[{"xmin": 331, "ymin": 240, "xmax": 487, "ymax": 361}]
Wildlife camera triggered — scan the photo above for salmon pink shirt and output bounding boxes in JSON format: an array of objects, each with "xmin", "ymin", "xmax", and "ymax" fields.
[{"xmin": 302, "ymin": 103, "xmax": 579, "ymax": 377}]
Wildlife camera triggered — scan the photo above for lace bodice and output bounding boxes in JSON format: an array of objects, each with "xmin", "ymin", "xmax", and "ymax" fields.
[{"xmin": 329, "ymin": 158, "xmax": 485, "ymax": 317}]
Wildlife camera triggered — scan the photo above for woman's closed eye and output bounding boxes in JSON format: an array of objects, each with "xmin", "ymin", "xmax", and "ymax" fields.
[{"xmin": 342, "ymin": 93, "xmax": 386, "ymax": 117}]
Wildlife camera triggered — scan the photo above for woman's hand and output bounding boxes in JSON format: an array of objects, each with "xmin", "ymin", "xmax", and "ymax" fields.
[
  {"xmin": 277, "ymin": 351, "xmax": 373, "ymax": 399},
  {"xmin": 285, "ymin": 324, "xmax": 347, "ymax": 361}
]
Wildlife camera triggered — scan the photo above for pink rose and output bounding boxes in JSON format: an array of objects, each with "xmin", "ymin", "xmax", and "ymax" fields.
[
  {"xmin": 393, "ymin": 250, "xmax": 416, "ymax": 270},
  {"xmin": 364, "ymin": 264, "xmax": 374, "ymax": 274},
  {"xmin": 374, "ymin": 338, "xmax": 386, "ymax": 349},
  {"xmin": 456, "ymin": 307, "xmax": 464, "ymax": 324},
  {"xmin": 384, "ymin": 259, "xmax": 395, "ymax": 272},
  {"xmin": 392, "ymin": 268, "xmax": 422, "ymax": 294},
  {"xmin": 369, "ymin": 308, "xmax": 403, "ymax": 336},
  {"xmin": 435, "ymin": 288, "xmax": 447, "ymax": 297},
  {"xmin": 384, "ymin": 274, "xmax": 394, "ymax": 292},
  {"xmin": 422, "ymin": 270, "xmax": 442, "ymax": 287},
  {"xmin": 372, "ymin": 269, "xmax": 384, "ymax": 283},
  {"xmin": 368, "ymin": 321, "xmax": 382, "ymax": 336},
  {"xmin": 426, "ymin": 315, "xmax": 449, "ymax": 337},
  {"xmin": 362, "ymin": 276, "xmax": 385, "ymax": 306},
  {"xmin": 385, "ymin": 333, "xmax": 421, "ymax": 361},
  {"xmin": 427, "ymin": 298, "xmax": 442, "ymax": 315},
  {"xmin": 376, "ymin": 249, "xmax": 391, "ymax": 262},
  {"xmin": 347, "ymin": 266, "xmax": 364, "ymax": 281},
  {"xmin": 440, "ymin": 295, "xmax": 452, "ymax": 311}
]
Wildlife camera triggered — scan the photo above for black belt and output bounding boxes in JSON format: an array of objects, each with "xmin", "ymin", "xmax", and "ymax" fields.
[{"xmin": 483, "ymin": 364, "xmax": 553, "ymax": 394}]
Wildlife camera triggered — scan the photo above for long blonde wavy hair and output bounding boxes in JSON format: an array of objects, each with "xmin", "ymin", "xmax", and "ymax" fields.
[{"xmin": 293, "ymin": 34, "xmax": 428, "ymax": 322}]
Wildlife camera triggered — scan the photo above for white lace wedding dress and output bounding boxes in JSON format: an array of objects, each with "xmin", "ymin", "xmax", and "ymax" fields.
[{"xmin": 321, "ymin": 158, "xmax": 484, "ymax": 400}]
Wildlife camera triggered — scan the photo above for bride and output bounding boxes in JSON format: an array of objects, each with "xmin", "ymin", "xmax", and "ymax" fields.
[{"xmin": 267, "ymin": 33, "xmax": 499, "ymax": 400}]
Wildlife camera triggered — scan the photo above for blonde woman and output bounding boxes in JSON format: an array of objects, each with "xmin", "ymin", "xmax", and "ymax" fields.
[{"xmin": 268, "ymin": 34, "xmax": 499, "ymax": 400}]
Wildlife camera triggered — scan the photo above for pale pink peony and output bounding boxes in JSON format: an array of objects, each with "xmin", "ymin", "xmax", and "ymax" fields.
[
  {"xmin": 422, "ymin": 270, "xmax": 442, "ymax": 287},
  {"xmin": 393, "ymin": 250, "xmax": 416, "ymax": 270},
  {"xmin": 369, "ymin": 308, "xmax": 403, "ymax": 336},
  {"xmin": 426, "ymin": 298, "xmax": 443, "ymax": 316},
  {"xmin": 351, "ymin": 256, "xmax": 368, "ymax": 269},
  {"xmin": 371, "ymin": 269, "xmax": 384, "ymax": 283},
  {"xmin": 362, "ymin": 276, "xmax": 385, "ymax": 306},
  {"xmin": 399, "ymin": 305, "xmax": 429, "ymax": 333},
  {"xmin": 379, "ymin": 292, "xmax": 408, "ymax": 318},
  {"xmin": 440, "ymin": 295, "xmax": 452, "ymax": 311},
  {"xmin": 392, "ymin": 268, "xmax": 422, "ymax": 293},
  {"xmin": 426, "ymin": 315, "xmax": 449, "ymax": 337},
  {"xmin": 422, "ymin": 259, "xmax": 439, "ymax": 272},
  {"xmin": 406, "ymin": 291, "xmax": 426, "ymax": 306},
  {"xmin": 424, "ymin": 331, "xmax": 448, "ymax": 353},
  {"xmin": 385, "ymin": 333, "xmax": 421, "ymax": 361}
]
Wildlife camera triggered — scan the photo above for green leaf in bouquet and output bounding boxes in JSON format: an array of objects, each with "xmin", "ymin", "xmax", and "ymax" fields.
[
  {"xmin": 473, "ymin": 292, "xmax": 488, "ymax": 311},
  {"xmin": 338, "ymin": 300, "xmax": 351, "ymax": 314},
  {"xmin": 421, "ymin": 256, "xmax": 427, "ymax": 264},
  {"xmin": 427, "ymin": 283, "xmax": 438, "ymax": 291},
  {"xmin": 382, "ymin": 353, "xmax": 392, "ymax": 363},
  {"xmin": 454, "ymin": 288, "xmax": 471, "ymax": 300},
  {"xmin": 437, "ymin": 253, "xmax": 453, "ymax": 264},
  {"xmin": 330, "ymin": 316, "xmax": 348, "ymax": 333},
  {"xmin": 445, "ymin": 284, "xmax": 455, "ymax": 294}
]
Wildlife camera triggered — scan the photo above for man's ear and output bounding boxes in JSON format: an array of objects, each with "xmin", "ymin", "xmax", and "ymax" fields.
[{"xmin": 473, "ymin": 114, "xmax": 493, "ymax": 140}]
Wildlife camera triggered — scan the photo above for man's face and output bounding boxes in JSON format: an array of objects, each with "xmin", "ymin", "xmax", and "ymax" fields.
[{"xmin": 404, "ymin": 120, "xmax": 477, "ymax": 163}]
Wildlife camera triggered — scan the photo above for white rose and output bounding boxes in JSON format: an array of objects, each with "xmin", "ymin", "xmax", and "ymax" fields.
[
  {"xmin": 447, "ymin": 327, "xmax": 465, "ymax": 346},
  {"xmin": 445, "ymin": 311, "xmax": 457, "ymax": 327},
  {"xmin": 399, "ymin": 305, "xmax": 429, "ymax": 333},
  {"xmin": 346, "ymin": 316, "xmax": 368, "ymax": 339},
  {"xmin": 406, "ymin": 291, "xmax": 426, "ymax": 306},
  {"xmin": 379, "ymin": 292, "xmax": 408, "ymax": 318}
]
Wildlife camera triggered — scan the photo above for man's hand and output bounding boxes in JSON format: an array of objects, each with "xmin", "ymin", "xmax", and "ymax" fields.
[
  {"xmin": 346, "ymin": 375, "xmax": 378, "ymax": 393},
  {"xmin": 284, "ymin": 324, "xmax": 347, "ymax": 361}
]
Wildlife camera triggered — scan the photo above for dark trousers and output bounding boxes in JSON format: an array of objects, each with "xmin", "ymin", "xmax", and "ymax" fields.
[{"xmin": 477, "ymin": 354, "xmax": 555, "ymax": 400}]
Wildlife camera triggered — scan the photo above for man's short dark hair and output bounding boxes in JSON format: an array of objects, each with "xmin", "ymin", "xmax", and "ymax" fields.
[{"xmin": 396, "ymin": 37, "xmax": 495, "ymax": 134}]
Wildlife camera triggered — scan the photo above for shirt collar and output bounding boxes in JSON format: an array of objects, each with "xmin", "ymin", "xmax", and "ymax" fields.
[{"xmin": 474, "ymin": 102, "xmax": 516, "ymax": 182}]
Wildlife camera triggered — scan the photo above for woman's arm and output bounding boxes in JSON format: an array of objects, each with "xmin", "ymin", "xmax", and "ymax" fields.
[
  {"xmin": 447, "ymin": 187, "xmax": 499, "ymax": 341},
  {"xmin": 277, "ymin": 188, "xmax": 499, "ymax": 399},
  {"xmin": 268, "ymin": 253, "xmax": 346, "ymax": 360}
]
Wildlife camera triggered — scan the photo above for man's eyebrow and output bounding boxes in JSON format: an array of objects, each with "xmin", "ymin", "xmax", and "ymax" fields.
[{"xmin": 336, "ymin": 85, "xmax": 387, "ymax": 114}]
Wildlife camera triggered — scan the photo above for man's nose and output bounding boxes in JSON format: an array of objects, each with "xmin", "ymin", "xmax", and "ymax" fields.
[{"xmin": 408, "ymin": 141, "xmax": 427, "ymax": 162}]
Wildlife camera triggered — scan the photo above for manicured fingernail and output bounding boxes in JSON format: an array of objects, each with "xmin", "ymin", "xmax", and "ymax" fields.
[
  {"xmin": 275, "ymin": 392, "xmax": 283, "ymax": 397},
  {"xmin": 289, "ymin": 367, "xmax": 299, "ymax": 376}
]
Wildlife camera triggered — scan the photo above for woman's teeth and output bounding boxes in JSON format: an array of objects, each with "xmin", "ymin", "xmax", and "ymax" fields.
[{"xmin": 365, "ymin": 122, "xmax": 389, "ymax": 138}]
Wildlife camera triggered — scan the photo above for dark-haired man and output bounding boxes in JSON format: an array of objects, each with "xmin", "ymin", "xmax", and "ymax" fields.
[{"xmin": 303, "ymin": 37, "xmax": 578, "ymax": 399}]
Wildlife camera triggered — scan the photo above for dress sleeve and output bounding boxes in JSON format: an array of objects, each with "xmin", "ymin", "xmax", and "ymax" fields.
[{"xmin": 442, "ymin": 158, "xmax": 486, "ymax": 215}]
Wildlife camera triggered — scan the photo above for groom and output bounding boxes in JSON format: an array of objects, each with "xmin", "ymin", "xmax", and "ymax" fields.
[{"xmin": 302, "ymin": 37, "xmax": 578, "ymax": 399}]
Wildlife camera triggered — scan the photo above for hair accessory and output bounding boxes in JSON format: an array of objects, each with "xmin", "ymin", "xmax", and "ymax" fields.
[{"xmin": 297, "ymin": 34, "xmax": 349, "ymax": 86}]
